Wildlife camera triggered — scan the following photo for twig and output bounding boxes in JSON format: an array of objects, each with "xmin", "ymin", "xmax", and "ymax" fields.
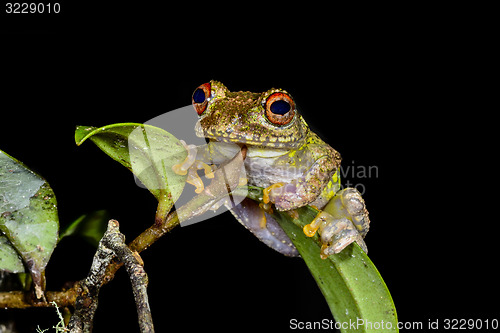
[
  {"xmin": 0, "ymin": 288, "xmax": 79, "ymax": 309},
  {"xmin": 68, "ymin": 220, "xmax": 154, "ymax": 333},
  {"xmin": 67, "ymin": 219, "xmax": 153, "ymax": 333},
  {"xmin": 0, "ymin": 212, "xmax": 179, "ymax": 311},
  {"xmin": 102, "ymin": 223, "xmax": 154, "ymax": 333},
  {"xmin": 102, "ymin": 211, "xmax": 179, "ymax": 286},
  {"xmin": 67, "ymin": 221, "xmax": 116, "ymax": 333}
]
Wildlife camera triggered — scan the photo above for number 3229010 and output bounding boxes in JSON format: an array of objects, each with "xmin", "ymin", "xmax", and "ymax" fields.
[
  {"xmin": 5, "ymin": 3, "xmax": 60, "ymax": 14},
  {"xmin": 443, "ymin": 318, "xmax": 498, "ymax": 330}
]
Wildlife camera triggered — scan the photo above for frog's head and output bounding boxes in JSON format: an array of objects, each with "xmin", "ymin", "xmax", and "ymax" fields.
[{"xmin": 192, "ymin": 80, "xmax": 308, "ymax": 149}]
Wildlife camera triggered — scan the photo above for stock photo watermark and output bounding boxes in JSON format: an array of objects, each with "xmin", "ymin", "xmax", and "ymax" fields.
[
  {"xmin": 289, "ymin": 318, "xmax": 499, "ymax": 331},
  {"xmin": 338, "ymin": 160, "xmax": 379, "ymax": 196}
]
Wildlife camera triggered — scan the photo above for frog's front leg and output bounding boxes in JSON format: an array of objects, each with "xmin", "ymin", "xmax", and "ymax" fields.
[
  {"xmin": 304, "ymin": 188, "xmax": 370, "ymax": 258},
  {"xmin": 265, "ymin": 144, "xmax": 340, "ymax": 211}
]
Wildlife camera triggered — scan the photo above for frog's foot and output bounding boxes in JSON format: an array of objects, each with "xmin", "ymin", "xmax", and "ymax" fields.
[
  {"xmin": 329, "ymin": 188, "xmax": 370, "ymax": 237},
  {"xmin": 172, "ymin": 140, "xmax": 198, "ymax": 175},
  {"xmin": 305, "ymin": 212, "xmax": 367, "ymax": 258},
  {"xmin": 303, "ymin": 188, "xmax": 370, "ymax": 258},
  {"xmin": 180, "ymin": 161, "xmax": 216, "ymax": 194},
  {"xmin": 263, "ymin": 183, "xmax": 285, "ymax": 204},
  {"xmin": 240, "ymin": 183, "xmax": 276, "ymax": 228},
  {"xmin": 172, "ymin": 140, "xmax": 216, "ymax": 194},
  {"xmin": 256, "ymin": 201, "xmax": 275, "ymax": 228}
]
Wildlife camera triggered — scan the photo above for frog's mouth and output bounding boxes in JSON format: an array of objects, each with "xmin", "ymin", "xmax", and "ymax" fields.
[{"xmin": 194, "ymin": 120, "xmax": 305, "ymax": 149}]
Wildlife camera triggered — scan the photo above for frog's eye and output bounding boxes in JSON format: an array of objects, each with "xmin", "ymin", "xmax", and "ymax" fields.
[
  {"xmin": 264, "ymin": 92, "xmax": 295, "ymax": 126},
  {"xmin": 192, "ymin": 82, "xmax": 211, "ymax": 115}
]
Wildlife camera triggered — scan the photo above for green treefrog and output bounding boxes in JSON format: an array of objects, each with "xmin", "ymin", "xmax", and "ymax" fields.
[{"xmin": 174, "ymin": 81, "xmax": 370, "ymax": 258}]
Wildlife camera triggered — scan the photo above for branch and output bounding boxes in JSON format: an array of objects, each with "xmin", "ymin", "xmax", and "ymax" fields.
[
  {"xmin": 67, "ymin": 220, "xmax": 154, "ymax": 333},
  {"xmin": 0, "ymin": 287, "xmax": 79, "ymax": 309},
  {"xmin": 102, "ymin": 211, "xmax": 179, "ymax": 286},
  {"xmin": 102, "ymin": 223, "xmax": 154, "ymax": 333},
  {"xmin": 67, "ymin": 221, "xmax": 116, "ymax": 333},
  {"xmin": 0, "ymin": 212, "xmax": 179, "ymax": 311}
]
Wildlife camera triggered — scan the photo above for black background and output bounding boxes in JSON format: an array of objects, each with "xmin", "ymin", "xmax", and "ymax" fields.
[{"xmin": 1, "ymin": 3, "xmax": 497, "ymax": 332}]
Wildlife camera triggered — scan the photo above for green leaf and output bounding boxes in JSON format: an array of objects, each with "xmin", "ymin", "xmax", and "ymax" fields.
[
  {"xmin": 59, "ymin": 210, "xmax": 110, "ymax": 247},
  {"xmin": 75, "ymin": 124, "xmax": 188, "ymax": 218},
  {"xmin": 246, "ymin": 186, "xmax": 398, "ymax": 333},
  {"xmin": 0, "ymin": 150, "xmax": 59, "ymax": 294},
  {"xmin": 0, "ymin": 236, "xmax": 24, "ymax": 272}
]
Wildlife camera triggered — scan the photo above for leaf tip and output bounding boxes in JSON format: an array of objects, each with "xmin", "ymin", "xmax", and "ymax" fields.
[{"xmin": 75, "ymin": 126, "xmax": 95, "ymax": 146}]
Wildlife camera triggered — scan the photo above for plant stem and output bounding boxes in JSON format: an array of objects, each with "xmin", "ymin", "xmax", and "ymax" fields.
[
  {"xmin": 0, "ymin": 288, "xmax": 79, "ymax": 309},
  {"xmin": 0, "ymin": 212, "xmax": 180, "ymax": 311},
  {"xmin": 102, "ymin": 211, "xmax": 179, "ymax": 285}
]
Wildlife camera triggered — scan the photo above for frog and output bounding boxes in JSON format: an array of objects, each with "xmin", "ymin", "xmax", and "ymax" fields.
[{"xmin": 173, "ymin": 80, "xmax": 370, "ymax": 258}]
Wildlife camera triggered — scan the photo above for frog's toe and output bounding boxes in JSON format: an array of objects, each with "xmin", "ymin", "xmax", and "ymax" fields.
[
  {"xmin": 172, "ymin": 140, "xmax": 217, "ymax": 194},
  {"xmin": 262, "ymin": 183, "xmax": 286, "ymax": 204},
  {"xmin": 332, "ymin": 188, "xmax": 370, "ymax": 237},
  {"xmin": 304, "ymin": 211, "xmax": 367, "ymax": 258},
  {"xmin": 186, "ymin": 168, "xmax": 205, "ymax": 194},
  {"xmin": 172, "ymin": 140, "xmax": 197, "ymax": 175},
  {"xmin": 320, "ymin": 221, "xmax": 367, "ymax": 258}
]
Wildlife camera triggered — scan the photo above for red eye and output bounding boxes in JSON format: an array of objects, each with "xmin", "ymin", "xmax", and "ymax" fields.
[
  {"xmin": 192, "ymin": 82, "xmax": 211, "ymax": 115},
  {"xmin": 264, "ymin": 92, "xmax": 295, "ymax": 125}
]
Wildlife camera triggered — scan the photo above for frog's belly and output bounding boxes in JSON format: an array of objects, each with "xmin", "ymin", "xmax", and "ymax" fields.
[{"xmin": 244, "ymin": 156, "xmax": 305, "ymax": 188}]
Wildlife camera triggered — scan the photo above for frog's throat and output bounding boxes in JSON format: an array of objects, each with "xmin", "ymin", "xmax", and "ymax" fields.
[{"xmin": 195, "ymin": 123, "xmax": 305, "ymax": 149}]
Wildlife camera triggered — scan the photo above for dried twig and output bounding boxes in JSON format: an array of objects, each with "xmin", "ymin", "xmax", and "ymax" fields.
[
  {"xmin": 67, "ymin": 221, "xmax": 116, "ymax": 333},
  {"xmin": 68, "ymin": 220, "xmax": 154, "ymax": 333},
  {"xmin": 102, "ymin": 223, "xmax": 154, "ymax": 333}
]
